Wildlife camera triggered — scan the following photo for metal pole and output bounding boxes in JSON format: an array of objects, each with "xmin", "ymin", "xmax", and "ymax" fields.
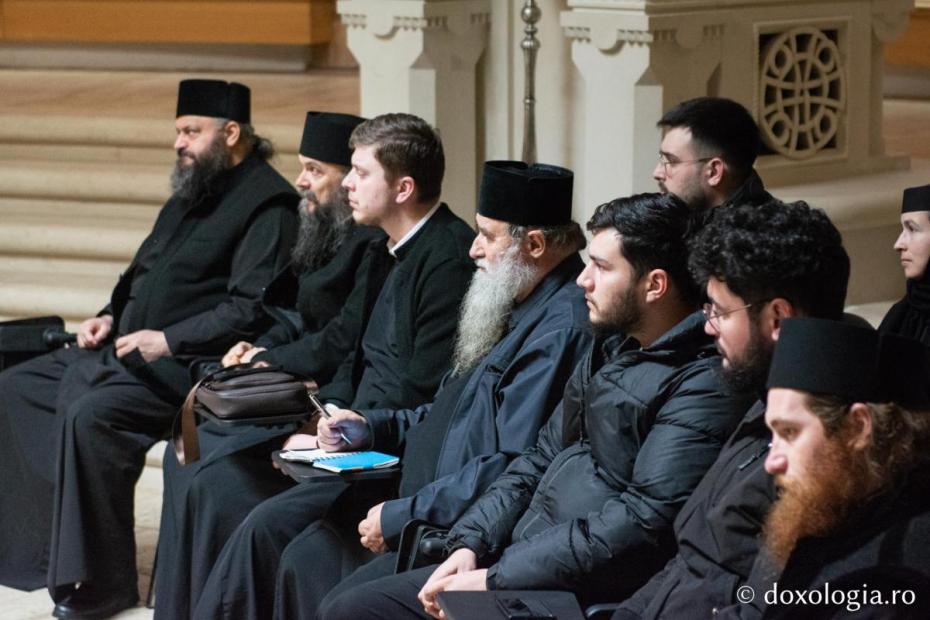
[{"xmin": 521, "ymin": 0, "xmax": 540, "ymax": 164}]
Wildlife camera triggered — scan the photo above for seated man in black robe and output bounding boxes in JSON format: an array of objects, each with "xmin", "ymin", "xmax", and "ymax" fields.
[
  {"xmin": 0, "ymin": 79, "xmax": 299, "ymax": 619},
  {"xmin": 320, "ymin": 193, "xmax": 755, "ymax": 619},
  {"xmin": 154, "ymin": 112, "xmax": 475, "ymax": 620},
  {"xmin": 193, "ymin": 161, "xmax": 594, "ymax": 620},
  {"xmin": 755, "ymin": 320, "xmax": 930, "ymax": 619},
  {"xmin": 223, "ymin": 111, "xmax": 384, "ymax": 378},
  {"xmin": 152, "ymin": 110, "xmax": 385, "ymax": 620}
]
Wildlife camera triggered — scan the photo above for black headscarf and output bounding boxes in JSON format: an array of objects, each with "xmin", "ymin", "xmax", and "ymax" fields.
[{"xmin": 879, "ymin": 185, "xmax": 930, "ymax": 346}]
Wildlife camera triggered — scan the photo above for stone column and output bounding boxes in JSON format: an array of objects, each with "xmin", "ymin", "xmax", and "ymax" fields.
[
  {"xmin": 561, "ymin": 2, "xmax": 722, "ymax": 216},
  {"xmin": 338, "ymin": 0, "xmax": 491, "ymax": 220}
]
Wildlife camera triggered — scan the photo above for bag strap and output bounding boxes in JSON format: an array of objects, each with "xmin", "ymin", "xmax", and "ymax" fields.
[{"xmin": 171, "ymin": 375, "xmax": 207, "ymax": 465}]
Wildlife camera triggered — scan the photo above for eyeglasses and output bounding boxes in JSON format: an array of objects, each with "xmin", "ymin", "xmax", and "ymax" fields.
[
  {"xmin": 657, "ymin": 156, "xmax": 714, "ymax": 175},
  {"xmin": 702, "ymin": 302, "xmax": 754, "ymax": 331}
]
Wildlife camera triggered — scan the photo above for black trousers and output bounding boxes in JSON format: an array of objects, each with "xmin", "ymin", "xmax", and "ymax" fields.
[
  {"xmin": 192, "ymin": 479, "xmax": 350, "ymax": 619},
  {"xmin": 0, "ymin": 346, "xmax": 175, "ymax": 598},
  {"xmin": 273, "ymin": 512, "xmax": 386, "ymax": 620},
  {"xmin": 153, "ymin": 421, "xmax": 296, "ymax": 620},
  {"xmin": 318, "ymin": 562, "xmax": 440, "ymax": 620},
  {"xmin": 193, "ymin": 476, "xmax": 393, "ymax": 620}
]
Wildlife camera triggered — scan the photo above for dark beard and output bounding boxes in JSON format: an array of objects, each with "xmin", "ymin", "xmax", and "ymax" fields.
[
  {"xmin": 592, "ymin": 283, "xmax": 642, "ymax": 340},
  {"xmin": 763, "ymin": 436, "xmax": 866, "ymax": 567},
  {"xmin": 290, "ymin": 186, "xmax": 354, "ymax": 272},
  {"xmin": 719, "ymin": 324, "xmax": 773, "ymax": 394},
  {"xmin": 170, "ymin": 133, "xmax": 230, "ymax": 204}
]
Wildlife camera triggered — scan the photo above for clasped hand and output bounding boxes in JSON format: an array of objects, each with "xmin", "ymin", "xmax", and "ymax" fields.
[{"xmin": 417, "ymin": 548, "xmax": 487, "ymax": 619}]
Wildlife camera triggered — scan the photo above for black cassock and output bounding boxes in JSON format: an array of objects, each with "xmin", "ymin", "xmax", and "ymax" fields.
[
  {"xmin": 152, "ymin": 222, "xmax": 386, "ymax": 619},
  {"xmin": 0, "ymin": 153, "xmax": 298, "ymax": 601},
  {"xmin": 153, "ymin": 203, "xmax": 476, "ymax": 620}
]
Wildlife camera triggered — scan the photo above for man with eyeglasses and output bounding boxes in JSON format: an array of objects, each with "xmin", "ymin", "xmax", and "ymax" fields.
[
  {"xmin": 654, "ymin": 97, "xmax": 772, "ymax": 211},
  {"xmin": 612, "ymin": 199, "xmax": 850, "ymax": 619}
]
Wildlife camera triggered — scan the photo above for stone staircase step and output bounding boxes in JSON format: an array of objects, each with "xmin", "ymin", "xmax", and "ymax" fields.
[
  {"xmin": 0, "ymin": 264, "xmax": 116, "ymax": 323},
  {"xmin": 0, "ymin": 114, "xmax": 302, "ymax": 179},
  {"xmin": 0, "ymin": 207, "xmax": 151, "ymax": 261},
  {"xmin": 0, "ymin": 197, "xmax": 160, "ymax": 223},
  {"xmin": 0, "ymin": 142, "xmax": 175, "ymax": 166},
  {"xmin": 0, "ymin": 114, "xmax": 299, "ymax": 152},
  {"xmin": 0, "ymin": 254, "xmax": 128, "ymax": 277},
  {"xmin": 0, "ymin": 159, "xmax": 168, "ymax": 204}
]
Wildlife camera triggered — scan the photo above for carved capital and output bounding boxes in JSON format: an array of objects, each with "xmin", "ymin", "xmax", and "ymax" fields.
[
  {"xmin": 561, "ymin": 9, "xmax": 722, "ymax": 52},
  {"xmin": 339, "ymin": 0, "xmax": 490, "ymax": 40},
  {"xmin": 561, "ymin": 10, "xmax": 651, "ymax": 52}
]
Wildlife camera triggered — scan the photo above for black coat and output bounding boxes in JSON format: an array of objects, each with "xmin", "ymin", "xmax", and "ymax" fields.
[
  {"xmin": 763, "ymin": 471, "xmax": 930, "ymax": 619},
  {"xmin": 614, "ymin": 401, "xmax": 776, "ymax": 619},
  {"xmin": 720, "ymin": 170, "xmax": 773, "ymax": 209},
  {"xmin": 317, "ymin": 203, "xmax": 475, "ymax": 410},
  {"xmin": 445, "ymin": 312, "xmax": 754, "ymax": 605},
  {"xmin": 364, "ymin": 254, "xmax": 593, "ymax": 547},
  {"xmin": 108, "ymin": 154, "xmax": 299, "ymax": 402},
  {"xmin": 252, "ymin": 224, "xmax": 385, "ymax": 382}
]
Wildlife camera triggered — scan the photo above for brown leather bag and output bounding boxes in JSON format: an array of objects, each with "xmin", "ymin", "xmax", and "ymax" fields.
[{"xmin": 171, "ymin": 364, "xmax": 311, "ymax": 464}]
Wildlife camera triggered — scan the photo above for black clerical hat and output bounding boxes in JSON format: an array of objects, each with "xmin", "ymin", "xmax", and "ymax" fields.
[
  {"xmin": 875, "ymin": 333, "xmax": 930, "ymax": 409},
  {"xmin": 477, "ymin": 160, "xmax": 573, "ymax": 227},
  {"xmin": 176, "ymin": 79, "xmax": 251, "ymax": 123},
  {"xmin": 300, "ymin": 112, "xmax": 365, "ymax": 167},
  {"xmin": 767, "ymin": 318, "xmax": 880, "ymax": 402},
  {"xmin": 902, "ymin": 184, "xmax": 930, "ymax": 214}
]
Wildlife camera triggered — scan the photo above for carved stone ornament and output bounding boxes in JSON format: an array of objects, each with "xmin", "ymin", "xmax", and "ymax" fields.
[{"xmin": 758, "ymin": 26, "xmax": 846, "ymax": 160}]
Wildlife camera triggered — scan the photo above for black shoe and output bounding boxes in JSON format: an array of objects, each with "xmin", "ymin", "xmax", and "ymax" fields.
[{"xmin": 52, "ymin": 584, "xmax": 138, "ymax": 620}]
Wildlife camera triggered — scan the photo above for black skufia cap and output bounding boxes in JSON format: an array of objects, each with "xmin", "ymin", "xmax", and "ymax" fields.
[
  {"xmin": 477, "ymin": 160, "xmax": 574, "ymax": 226},
  {"xmin": 176, "ymin": 79, "xmax": 251, "ymax": 123},
  {"xmin": 767, "ymin": 318, "xmax": 880, "ymax": 402},
  {"xmin": 300, "ymin": 112, "xmax": 365, "ymax": 167},
  {"xmin": 875, "ymin": 333, "xmax": 930, "ymax": 409},
  {"xmin": 902, "ymin": 184, "xmax": 930, "ymax": 214}
]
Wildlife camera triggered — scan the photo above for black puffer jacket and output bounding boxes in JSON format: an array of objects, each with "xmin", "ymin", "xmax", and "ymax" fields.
[{"xmin": 446, "ymin": 311, "xmax": 754, "ymax": 605}]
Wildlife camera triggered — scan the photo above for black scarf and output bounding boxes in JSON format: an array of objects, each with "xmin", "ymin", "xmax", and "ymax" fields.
[{"xmin": 879, "ymin": 267, "xmax": 930, "ymax": 347}]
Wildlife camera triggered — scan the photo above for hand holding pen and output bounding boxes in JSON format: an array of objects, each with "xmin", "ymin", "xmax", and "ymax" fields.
[{"xmin": 309, "ymin": 393, "xmax": 368, "ymax": 451}]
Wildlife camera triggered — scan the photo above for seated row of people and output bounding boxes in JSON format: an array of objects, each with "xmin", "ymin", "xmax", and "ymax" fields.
[{"xmin": 0, "ymin": 78, "xmax": 927, "ymax": 620}]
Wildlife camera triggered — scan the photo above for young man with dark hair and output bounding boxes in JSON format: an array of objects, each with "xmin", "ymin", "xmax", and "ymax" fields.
[
  {"xmin": 654, "ymin": 97, "xmax": 771, "ymax": 210},
  {"xmin": 0, "ymin": 79, "xmax": 299, "ymax": 619},
  {"xmin": 760, "ymin": 319, "xmax": 930, "ymax": 618},
  {"xmin": 320, "ymin": 193, "xmax": 753, "ymax": 619},
  {"xmin": 152, "ymin": 111, "xmax": 384, "ymax": 620},
  {"xmin": 310, "ymin": 112, "xmax": 473, "ymax": 411},
  {"xmin": 166, "ymin": 112, "xmax": 475, "ymax": 620},
  {"xmin": 613, "ymin": 199, "xmax": 851, "ymax": 620}
]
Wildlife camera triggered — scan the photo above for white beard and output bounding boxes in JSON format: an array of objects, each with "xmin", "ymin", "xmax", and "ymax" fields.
[{"xmin": 451, "ymin": 243, "xmax": 538, "ymax": 376}]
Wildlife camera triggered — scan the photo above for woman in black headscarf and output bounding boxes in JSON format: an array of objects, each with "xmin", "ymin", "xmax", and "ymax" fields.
[{"xmin": 879, "ymin": 184, "xmax": 930, "ymax": 346}]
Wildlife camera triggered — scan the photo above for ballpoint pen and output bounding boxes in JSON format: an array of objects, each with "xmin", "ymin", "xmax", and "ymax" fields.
[{"xmin": 308, "ymin": 391, "xmax": 352, "ymax": 445}]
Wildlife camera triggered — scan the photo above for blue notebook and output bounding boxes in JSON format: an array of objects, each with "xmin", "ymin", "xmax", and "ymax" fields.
[
  {"xmin": 311, "ymin": 451, "xmax": 399, "ymax": 473},
  {"xmin": 279, "ymin": 449, "xmax": 399, "ymax": 473}
]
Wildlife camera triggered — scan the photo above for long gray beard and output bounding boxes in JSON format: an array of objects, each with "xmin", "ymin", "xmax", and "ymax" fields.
[
  {"xmin": 451, "ymin": 244, "xmax": 538, "ymax": 376},
  {"xmin": 169, "ymin": 133, "xmax": 230, "ymax": 204},
  {"xmin": 290, "ymin": 186, "xmax": 354, "ymax": 272}
]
